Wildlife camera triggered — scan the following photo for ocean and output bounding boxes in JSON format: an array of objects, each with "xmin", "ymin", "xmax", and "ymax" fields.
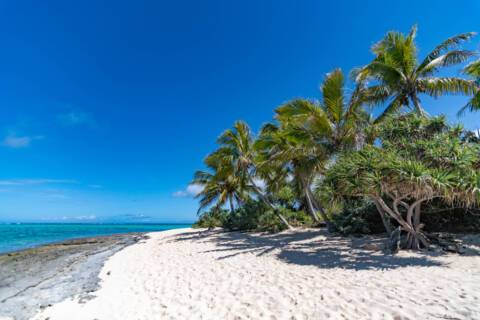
[{"xmin": 0, "ymin": 223, "xmax": 191, "ymax": 254}]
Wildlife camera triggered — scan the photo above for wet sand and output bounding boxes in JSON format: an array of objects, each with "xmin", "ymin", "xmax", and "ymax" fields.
[{"xmin": 0, "ymin": 233, "xmax": 147, "ymax": 320}]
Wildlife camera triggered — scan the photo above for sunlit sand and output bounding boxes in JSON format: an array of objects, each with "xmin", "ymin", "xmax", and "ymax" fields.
[{"xmin": 33, "ymin": 228, "xmax": 480, "ymax": 320}]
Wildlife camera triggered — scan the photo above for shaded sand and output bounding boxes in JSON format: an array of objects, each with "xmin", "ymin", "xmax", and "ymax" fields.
[{"xmin": 33, "ymin": 228, "xmax": 480, "ymax": 319}]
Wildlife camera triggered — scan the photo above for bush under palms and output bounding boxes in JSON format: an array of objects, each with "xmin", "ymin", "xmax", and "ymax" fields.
[{"xmin": 325, "ymin": 114, "xmax": 480, "ymax": 249}]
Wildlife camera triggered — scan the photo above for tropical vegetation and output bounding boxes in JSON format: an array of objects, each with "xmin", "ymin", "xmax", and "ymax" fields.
[{"xmin": 192, "ymin": 26, "xmax": 480, "ymax": 251}]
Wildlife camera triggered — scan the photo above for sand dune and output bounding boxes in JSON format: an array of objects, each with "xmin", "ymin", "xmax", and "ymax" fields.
[{"xmin": 33, "ymin": 228, "xmax": 480, "ymax": 320}]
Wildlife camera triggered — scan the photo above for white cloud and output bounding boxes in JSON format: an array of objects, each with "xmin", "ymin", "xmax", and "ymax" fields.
[
  {"xmin": 0, "ymin": 179, "xmax": 77, "ymax": 186},
  {"xmin": 58, "ymin": 111, "xmax": 92, "ymax": 126},
  {"xmin": 186, "ymin": 184, "xmax": 203, "ymax": 195},
  {"xmin": 58, "ymin": 215, "xmax": 97, "ymax": 221},
  {"xmin": 2, "ymin": 134, "xmax": 43, "ymax": 148},
  {"xmin": 72, "ymin": 215, "xmax": 97, "ymax": 220},
  {"xmin": 172, "ymin": 190, "xmax": 188, "ymax": 197},
  {"xmin": 173, "ymin": 184, "xmax": 204, "ymax": 198},
  {"xmin": 40, "ymin": 215, "xmax": 97, "ymax": 222},
  {"xmin": 44, "ymin": 192, "xmax": 71, "ymax": 200}
]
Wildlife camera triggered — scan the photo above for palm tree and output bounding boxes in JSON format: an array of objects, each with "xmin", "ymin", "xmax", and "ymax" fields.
[
  {"xmin": 255, "ymin": 122, "xmax": 327, "ymax": 223},
  {"xmin": 267, "ymin": 69, "xmax": 370, "ymax": 226},
  {"xmin": 277, "ymin": 69, "xmax": 371, "ymax": 151},
  {"xmin": 460, "ymin": 59, "xmax": 480, "ymax": 114},
  {"xmin": 192, "ymin": 149, "xmax": 250, "ymax": 214},
  {"xmin": 215, "ymin": 121, "xmax": 293, "ymax": 229},
  {"xmin": 356, "ymin": 25, "xmax": 477, "ymax": 122}
]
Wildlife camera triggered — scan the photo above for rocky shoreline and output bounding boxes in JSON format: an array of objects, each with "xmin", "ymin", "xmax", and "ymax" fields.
[{"xmin": 0, "ymin": 233, "xmax": 147, "ymax": 320}]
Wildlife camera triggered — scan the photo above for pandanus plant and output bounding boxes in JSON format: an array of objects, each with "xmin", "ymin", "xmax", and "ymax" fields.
[{"xmin": 326, "ymin": 114, "xmax": 480, "ymax": 249}]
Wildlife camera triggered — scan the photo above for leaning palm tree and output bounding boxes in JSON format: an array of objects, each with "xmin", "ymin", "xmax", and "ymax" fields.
[
  {"xmin": 192, "ymin": 150, "xmax": 250, "ymax": 214},
  {"xmin": 255, "ymin": 122, "xmax": 328, "ymax": 223},
  {"xmin": 356, "ymin": 25, "xmax": 477, "ymax": 122},
  {"xmin": 277, "ymin": 69, "xmax": 371, "ymax": 151},
  {"xmin": 460, "ymin": 59, "xmax": 480, "ymax": 114},
  {"xmin": 268, "ymin": 69, "xmax": 371, "ymax": 226},
  {"xmin": 215, "ymin": 121, "xmax": 293, "ymax": 229}
]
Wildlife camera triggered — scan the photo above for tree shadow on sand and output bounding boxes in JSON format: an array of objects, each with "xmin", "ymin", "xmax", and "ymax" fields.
[{"xmin": 165, "ymin": 229, "xmax": 469, "ymax": 270}]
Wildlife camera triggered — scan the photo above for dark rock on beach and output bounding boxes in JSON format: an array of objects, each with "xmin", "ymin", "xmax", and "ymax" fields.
[{"xmin": 0, "ymin": 233, "xmax": 147, "ymax": 320}]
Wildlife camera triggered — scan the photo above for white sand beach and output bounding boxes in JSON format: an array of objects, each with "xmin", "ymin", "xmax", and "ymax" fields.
[{"xmin": 32, "ymin": 228, "xmax": 480, "ymax": 320}]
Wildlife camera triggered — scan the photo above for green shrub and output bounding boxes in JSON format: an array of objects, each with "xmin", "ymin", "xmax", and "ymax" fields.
[
  {"xmin": 194, "ymin": 199, "xmax": 314, "ymax": 233},
  {"xmin": 331, "ymin": 199, "xmax": 387, "ymax": 235},
  {"xmin": 223, "ymin": 200, "xmax": 268, "ymax": 231},
  {"xmin": 225, "ymin": 202, "xmax": 314, "ymax": 232},
  {"xmin": 282, "ymin": 208, "xmax": 313, "ymax": 227},
  {"xmin": 192, "ymin": 208, "xmax": 229, "ymax": 229},
  {"xmin": 255, "ymin": 210, "xmax": 285, "ymax": 232},
  {"xmin": 325, "ymin": 114, "xmax": 480, "ymax": 249}
]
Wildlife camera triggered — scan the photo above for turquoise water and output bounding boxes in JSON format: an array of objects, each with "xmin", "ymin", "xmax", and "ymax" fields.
[{"xmin": 0, "ymin": 223, "xmax": 191, "ymax": 254}]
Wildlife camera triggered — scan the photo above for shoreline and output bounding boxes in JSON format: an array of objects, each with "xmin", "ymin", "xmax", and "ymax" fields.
[
  {"xmin": 0, "ymin": 232, "xmax": 146, "ymax": 256},
  {"xmin": 0, "ymin": 223, "xmax": 192, "ymax": 255},
  {"xmin": 0, "ymin": 232, "xmax": 147, "ymax": 320},
  {"xmin": 30, "ymin": 228, "xmax": 480, "ymax": 319}
]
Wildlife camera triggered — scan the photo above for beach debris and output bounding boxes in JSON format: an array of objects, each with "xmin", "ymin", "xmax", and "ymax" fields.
[
  {"xmin": 359, "ymin": 243, "xmax": 383, "ymax": 251},
  {"xmin": 427, "ymin": 233, "xmax": 468, "ymax": 254}
]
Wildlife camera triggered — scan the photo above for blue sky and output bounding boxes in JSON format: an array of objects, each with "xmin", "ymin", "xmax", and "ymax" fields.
[{"xmin": 0, "ymin": 0, "xmax": 479, "ymax": 223}]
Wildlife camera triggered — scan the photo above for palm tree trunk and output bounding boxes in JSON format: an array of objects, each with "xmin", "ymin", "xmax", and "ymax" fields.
[
  {"xmin": 229, "ymin": 196, "xmax": 235, "ymax": 215},
  {"xmin": 298, "ymin": 174, "xmax": 319, "ymax": 222},
  {"xmin": 411, "ymin": 93, "xmax": 428, "ymax": 117},
  {"xmin": 248, "ymin": 177, "xmax": 293, "ymax": 230},
  {"xmin": 309, "ymin": 192, "xmax": 334, "ymax": 230},
  {"xmin": 304, "ymin": 186, "xmax": 320, "ymax": 222}
]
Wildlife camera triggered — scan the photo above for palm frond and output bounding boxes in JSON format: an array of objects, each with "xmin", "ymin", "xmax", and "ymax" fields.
[
  {"xmin": 373, "ymin": 94, "xmax": 406, "ymax": 124},
  {"xmin": 418, "ymin": 77, "xmax": 477, "ymax": 97},
  {"xmin": 418, "ymin": 32, "xmax": 476, "ymax": 71},
  {"xmin": 364, "ymin": 61, "xmax": 406, "ymax": 85},
  {"xmin": 321, "ymin": 69, "xmax": 345, "ymax": 123},
  {"xmin": 361, "ymin": 84, "xmax": 392, "ymax": 107},
  {"xmin": 420, "ymin": 50, "xmax": 476, "ymax": 75},
  {"xmin": 458, "ymin": 92, "xmax": 480, "ymax": 115},
  {"xmin": 464, "ymin": 59, "xmax": 480, "ymax": 78},
  {"xmin": 276, "ymin": 99, "xmax": 332, "ymax": 135}
]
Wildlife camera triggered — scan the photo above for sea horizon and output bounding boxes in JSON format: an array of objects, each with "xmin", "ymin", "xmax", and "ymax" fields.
[
  {"xmin": 0, "ymin": 222, "xmax": 192, "ymax": 254},
  {"xmin": 0, "ymin": 221, "xmax": 194, "ymax": 225}
]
